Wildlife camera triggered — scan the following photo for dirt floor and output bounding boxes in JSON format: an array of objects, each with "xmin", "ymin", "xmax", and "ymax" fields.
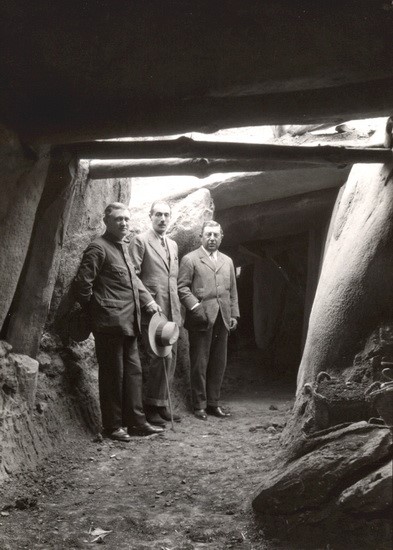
[{"xmin": 0, "ymin": 348, "xmax": 296, "ymax": 550}]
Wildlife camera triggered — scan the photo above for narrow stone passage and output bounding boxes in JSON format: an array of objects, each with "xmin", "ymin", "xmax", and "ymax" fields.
[{"xmin": 0, "ymin": 348, "xmax": 295, "ymax": 550}]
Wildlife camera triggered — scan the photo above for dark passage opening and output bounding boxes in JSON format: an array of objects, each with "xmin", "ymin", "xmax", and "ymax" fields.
[{"xmin": 224, "ymin": 232, "xmax": 309, "ymax": 387}]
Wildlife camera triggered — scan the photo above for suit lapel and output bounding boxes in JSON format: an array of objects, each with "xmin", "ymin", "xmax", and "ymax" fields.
[
  {"xmin": 168, "ymin": 239, "xmax": 175, "ymax": 270},
  {"xmin": 148, "ymin": 229, "xmax": 169, "ymax": 270},
  {"xmin": 215, "ymin": 251, "xmax": 225, "ymax": 272},
  {"xmin": 199, "ymin": 247, "xmax": 215, "ymax": 271}
]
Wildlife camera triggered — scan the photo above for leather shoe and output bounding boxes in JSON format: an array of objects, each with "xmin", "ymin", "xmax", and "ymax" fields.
[
  {"xmin": 109, "ymin": 427, "xmax": 131, "ymax": 442},
  {"xmin": 128, "ymin": 422, "xmax": 164, "ymax": 436},
  {"xmin": 206, "ymin": 406, "xmax": 231, "ymax": 418},
  {"xmin": 194, "ymin": 409, "xmax": 207, "ymax": 420},
  {"xmin": 157, "ymin": 407, "xmax": 181, "ymax": 422},
  {"xmin": 145, "ymin": 407, "xmax": 166, "ymax": 426}
]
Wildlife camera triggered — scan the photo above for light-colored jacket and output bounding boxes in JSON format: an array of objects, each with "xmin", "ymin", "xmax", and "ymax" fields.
[
  {"xmin": 129, "ymin": 228, "xmax": 182, "ymax": 325},
  {"xmin": 178, "ymin": 246, "xmax": 240, "ymax": 331}
]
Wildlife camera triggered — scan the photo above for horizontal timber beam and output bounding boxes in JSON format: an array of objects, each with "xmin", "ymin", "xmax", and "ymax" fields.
[
  {"xmin": 88, "ymin": 158, "xmax": 323, "ymax": 180},
  {"xmin": 63, "ymin": 137, "xmax": 393, "ymax": 166}
]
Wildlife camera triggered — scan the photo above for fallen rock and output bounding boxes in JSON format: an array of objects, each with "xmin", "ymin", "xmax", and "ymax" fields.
[
  {"xmin": 253, "ymin": 424, "xmax": 392, "ymax": 515},
  {"xmin": 337, "ymin": 460, "xmax": 392, "ymax": 513}
]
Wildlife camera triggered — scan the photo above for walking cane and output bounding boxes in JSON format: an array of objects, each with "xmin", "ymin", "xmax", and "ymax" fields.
[
  {"xmin": 162, "ymin": 354, "xmax": 175, "ymax": 431},
  {"xmin": 148, "ymin": 312, "xmax": 178, "ymax": 432}
]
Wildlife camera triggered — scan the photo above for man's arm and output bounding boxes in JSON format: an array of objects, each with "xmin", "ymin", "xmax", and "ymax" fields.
[
  {"xmin": 128, "ymin": 234, "xmax": 145, "ymax": 275},
  {"xmin": 135, "ymin": 276, "xmax": 161, "ymax": 314},
  {"xmin": 129, "ymin": 235, "xmax": 161, "ymax": 314},
  {"xmin": 73, "ymin": 244, "xmax": 105, "ymax": 305},
  {"xmin": 229, "ymin": 259, "xmax": 240, "ymax": 330},
  {"xmin": 177, "ymin": 255, "xmax": 200, "ymax": 310}
]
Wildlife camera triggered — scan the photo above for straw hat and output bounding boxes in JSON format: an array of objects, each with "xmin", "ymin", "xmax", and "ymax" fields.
[{"xmin": 148, "ymin": 312, "xmax": 179, "ymax": 357}]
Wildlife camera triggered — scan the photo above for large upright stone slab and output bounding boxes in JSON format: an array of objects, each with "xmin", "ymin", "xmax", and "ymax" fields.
[
  {"xmin": 7, "ymin": 155, "xmax": 78, "ymax": 357},
  {"xmin": 0, "ymin": 130, "xmax": 50, "ymax": 333},
  {"xmin": 298, "ymin": 163, "xmax": 393, "ymax": 388}
]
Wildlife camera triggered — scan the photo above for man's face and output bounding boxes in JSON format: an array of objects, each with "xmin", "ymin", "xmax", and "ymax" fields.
[
  {"xmin": 104, "ymin": 208, "xmax": 130, "ymax": 240},
  {"xmin": 201, "ymin": 225, "xmax": 223, "ymax": 252},
  {"xmin": 150, "ymin": 203, "xmax": 171, "ymax": 235}
]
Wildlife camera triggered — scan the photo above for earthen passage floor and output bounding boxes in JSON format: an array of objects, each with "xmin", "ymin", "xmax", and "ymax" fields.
[{"xmin": 0, "ymin": 362, "xmax": 295, "ymax": 550}]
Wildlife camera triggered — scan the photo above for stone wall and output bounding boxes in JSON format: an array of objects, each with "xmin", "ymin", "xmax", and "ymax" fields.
[
  {"xmin": 252, "ymin": 163, "xmax": 393, "ymax": 544},
  {"xmin": 0, "ymin": 162, "xmax": 133, "ymax": 482},
  {"xmin": 0, "ymin": 130, "xmax": 50, "ymax": 334},
  {"xmin": 0, "ymin": 337, "xmax": 97, "ymax": 483}
]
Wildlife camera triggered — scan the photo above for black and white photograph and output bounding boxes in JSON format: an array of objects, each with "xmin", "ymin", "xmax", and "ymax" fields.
[{"xmin": 0, "ymin": 2, "xmax": 392, "ymax": 549}]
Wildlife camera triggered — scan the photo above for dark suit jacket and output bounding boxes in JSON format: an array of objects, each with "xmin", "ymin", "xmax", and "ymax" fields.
[
  {"xmin": 129, "ymin": 228, "xmax": 182, "ymax": 325},
  {"xmin": 178, "ymin": 246, "xmax": 240, "ymax": 331},
  {"xmin": 74, "ymin": 232, "xmax": 153, "ymax": 335}
]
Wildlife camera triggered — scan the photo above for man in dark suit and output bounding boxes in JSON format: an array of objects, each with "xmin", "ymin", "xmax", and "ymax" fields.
[
  {"xmin": 129, "ymin": 201, "xmax": 182, "ymax": 426},
  {"xmin": 178, "ymin": 221, "xmax": 240, "ymax": 420},
  {"xmin": 74, "ymin": 202, "xmax": 164, "ymax": 441}
]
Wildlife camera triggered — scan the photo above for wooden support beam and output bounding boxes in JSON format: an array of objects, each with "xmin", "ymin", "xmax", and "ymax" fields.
[
  {"xmin": 88, "ymin": 158, "xmax": 322, "ymax": 180},
  {"xmin": 67, "ymin": 137, "xmax": 393, "ymax": 166}
]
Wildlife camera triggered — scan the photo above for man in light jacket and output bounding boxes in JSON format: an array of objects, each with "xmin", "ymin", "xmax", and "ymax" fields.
[
  {"xmin": 178, "ymin": 221, "xmax": 239, "ymax": 420},
  {"xmin": 129, "ymin": 201, "xmax": 182, "ymax": 426}
]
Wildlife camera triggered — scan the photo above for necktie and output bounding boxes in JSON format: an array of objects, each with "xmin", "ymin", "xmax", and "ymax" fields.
[
  {"xmin": 209, "ymin": 253, "xmax": 215, "ymax": 264},
  {"xmin": 160, "ymin": 237, "xmax": 169, "ymax": 260}
]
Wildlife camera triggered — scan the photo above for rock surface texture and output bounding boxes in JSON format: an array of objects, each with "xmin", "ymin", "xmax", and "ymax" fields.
[
  {"xmin": 0, "ymin": 167, "xmax": 132, "ymax": 482},
  {"xmin": 282, "ymin": 163, "xmax": 393, "ymax": 445},
  {"xmin": 252, "ymin": 163, "xmax": 393, "ymax": 547},
  {"xmin": 0, "ymin": 134, "xmax": 50, "ymax": 333},
  {"xmin": 6, "ymin": 153, "xmax": 78, "ymax": 357},
  {"xmin": 298, "ymin": 163, "xmax": 393, "ymax": 387},
  {"xmin": 0, "ymin": 338, "xmax": 96, "ymax": 482}
]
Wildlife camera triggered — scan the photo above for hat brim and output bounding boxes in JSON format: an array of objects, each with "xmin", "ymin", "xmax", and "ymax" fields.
[{"xmin": 148, "ymin": 312, "xmax": 172, "ymax": 357}]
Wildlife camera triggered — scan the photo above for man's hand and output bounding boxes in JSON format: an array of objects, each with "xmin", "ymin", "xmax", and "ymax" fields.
[
  {"xmin": 229, "ymin": 317, "xmax": 238, "ymax": 331},
  {"xmin": 145, "ymin": 302, "xmax": 162, "ymax": 315}
]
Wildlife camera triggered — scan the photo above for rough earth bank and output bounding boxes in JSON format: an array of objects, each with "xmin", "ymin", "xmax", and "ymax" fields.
[{"xmin": 0, "ymin": 350, "xmax": 295, "ymax": 550}]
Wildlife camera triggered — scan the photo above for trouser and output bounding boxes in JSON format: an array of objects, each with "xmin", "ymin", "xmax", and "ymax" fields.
[
  {"xmin": 141, "ymin": 325, "xmax": 177, "ymax": 407},
  {"xmin": 94, "ymin": 332, "xmax": 146, "ymax": 431},
  {"xmin": 188, "ymin": 313, "xmax": 229, "ymax": 410}
]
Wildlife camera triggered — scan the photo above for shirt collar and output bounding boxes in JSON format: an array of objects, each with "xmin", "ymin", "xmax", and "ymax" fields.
[
  {"xmin": 201, "ymin": 246, "xmax": 217, "ymax": 261},
  {"xmin": 103, "ymin": 231, "xmax": 130, "ymax": 245},
  {"xmin": 153, "ymin": 230, "xmax": 166, "ymax": 241}
]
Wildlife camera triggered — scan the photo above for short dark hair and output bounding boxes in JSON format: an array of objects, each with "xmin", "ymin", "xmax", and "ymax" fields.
[
  {"xmin": 149, "ymin": 200, "xmax": 171, "ymax": 216},
  {"xmin": 104, "ymin": 202, "xmax": 129, "ymax": 221},
  {"xmin": 201, "ymin": 220, "xmax": 223, "ymax": 235}
]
